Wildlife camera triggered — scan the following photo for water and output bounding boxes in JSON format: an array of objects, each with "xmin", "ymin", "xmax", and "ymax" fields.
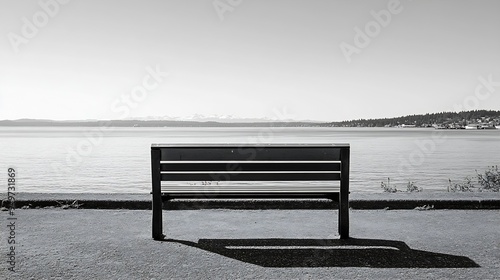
[{"xmin": 1, "ymin": 127, "xmax": 499, "ymax": 193}]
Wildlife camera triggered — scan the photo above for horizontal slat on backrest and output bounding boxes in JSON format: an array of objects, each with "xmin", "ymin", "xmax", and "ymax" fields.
[
  {"xmin": 160, "ymin": 172, "xmax": 341, "ymax": 181},
  {"xmin": 160, "ymin": 147, "xmax": 341, "ymax": 161},
  {"xmin": 160, "ymin": 162, "xmax": 341, "ymax": 172}
]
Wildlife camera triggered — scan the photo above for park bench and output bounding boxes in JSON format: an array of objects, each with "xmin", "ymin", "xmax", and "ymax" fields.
[{"xmin": 151, "ymin": 143, "xmax": 350, "ymax": 240}]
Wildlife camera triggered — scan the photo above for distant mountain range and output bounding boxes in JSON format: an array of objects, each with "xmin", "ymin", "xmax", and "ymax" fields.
[
  {"xmin": 122, "ymin": 114, "xmax": 318, "ymax": 123},
  {"xmin": 1, "ymin": 110, "xmax": 499, "ymax": 127},
  {"xmin": 0, "ymin": 119, "xmax": 318, "ymax": 127}
]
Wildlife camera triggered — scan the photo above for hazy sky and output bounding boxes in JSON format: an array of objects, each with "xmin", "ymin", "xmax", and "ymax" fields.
[{"xmin": 1, "ymin": 0, "xmax": 499, "ymax": 121}]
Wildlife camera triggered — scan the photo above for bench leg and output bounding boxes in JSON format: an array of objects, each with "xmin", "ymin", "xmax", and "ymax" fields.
[
  {"xmin": 152, "ymin": 197, "xmax": 164, "ymax": 240},
  {"xmin": 152, "ymin": 148, "xmax": 164, "ymax": 240},
  {"xmin": 339, "ymin": 194, "xmax": 349, "ymax": 239},
  {"xmin": 339, "ymin": 148, "xmax": 350, "ymax": 239}
]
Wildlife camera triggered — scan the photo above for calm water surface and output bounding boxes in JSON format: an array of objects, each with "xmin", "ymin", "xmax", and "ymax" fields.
[{"xmin": 1, "ymin": 127, "xmax": 499, "ymax": 193}]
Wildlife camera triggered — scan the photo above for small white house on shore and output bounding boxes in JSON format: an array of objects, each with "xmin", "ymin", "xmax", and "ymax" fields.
[{"xmin": 465, "ymin": 124, "xmax": 480, "ymax": 129}]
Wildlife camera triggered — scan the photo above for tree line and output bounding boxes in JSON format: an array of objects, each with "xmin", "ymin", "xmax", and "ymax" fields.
[{"xmin": 328, "ymin": 110, "xmax": 500, "ymax": 127}]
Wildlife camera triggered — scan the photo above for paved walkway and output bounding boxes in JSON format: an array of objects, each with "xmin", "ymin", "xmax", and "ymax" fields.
[{"xmin": 1, "ymin": 209, "xmax": 499, "ymax": 279}]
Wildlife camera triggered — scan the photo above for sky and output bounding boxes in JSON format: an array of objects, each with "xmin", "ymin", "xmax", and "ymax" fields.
[{"xmin": 1, "ymin": 0, "xmax": 499, "ymax": 122}]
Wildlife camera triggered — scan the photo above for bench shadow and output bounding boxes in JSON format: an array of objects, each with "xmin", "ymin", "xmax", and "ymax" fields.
[{"xmin": 163, "ymin": 238, "xmax": 479, "ymax": 268}]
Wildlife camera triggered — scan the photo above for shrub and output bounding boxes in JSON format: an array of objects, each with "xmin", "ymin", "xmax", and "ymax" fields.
[
  {"xmin": 381, "ymin": 178, "xmax": 422, "ymax": 193},
  {"xmin": 381, "ymin": 178, "xmax": 398, "ymax": 193},
  {"xmin": 448, "ymin": 166, "xmax": 500, "ymax": 192},
  {"xmin": 406, "ymin": 181, "xmax": 423, "ymax": 192},
  {"xmin": 448, "ymin": 177, "xmax": 475, "ymax": 192},
  {"xmin": 476, "ymin": 166, "xmax": 500, "ymax": 191}
]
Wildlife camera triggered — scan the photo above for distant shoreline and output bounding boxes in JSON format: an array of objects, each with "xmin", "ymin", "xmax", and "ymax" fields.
[
  {"xmin": 0, "ymin": 120, "xmax": 328, "ymax": 127},
  {"xmin": 1, "ymin": 125, "xmax": 497, "ymax": 130},
  {"xmin": 2, "ymin": 110, "xmax": 499, "ymax": 128},
  {"xmin": 0, "ymin": 122, "xmax": 498, "ymax": 129}
]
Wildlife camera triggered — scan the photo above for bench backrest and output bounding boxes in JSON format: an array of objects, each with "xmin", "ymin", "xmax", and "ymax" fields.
[{"xmin": 151, "ymin": 144, "xmax": 350, "ymax": 198}]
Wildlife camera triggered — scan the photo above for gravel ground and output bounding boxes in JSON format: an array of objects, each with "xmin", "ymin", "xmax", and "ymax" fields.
[{"xmin": 1, "ymin": 209, "xmax": 499, "ymax": 279}]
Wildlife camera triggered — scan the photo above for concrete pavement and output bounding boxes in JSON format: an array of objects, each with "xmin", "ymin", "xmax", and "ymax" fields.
[{"xmin": 1, "ymin": 208, "xmax": 499, "ymax": 279}]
